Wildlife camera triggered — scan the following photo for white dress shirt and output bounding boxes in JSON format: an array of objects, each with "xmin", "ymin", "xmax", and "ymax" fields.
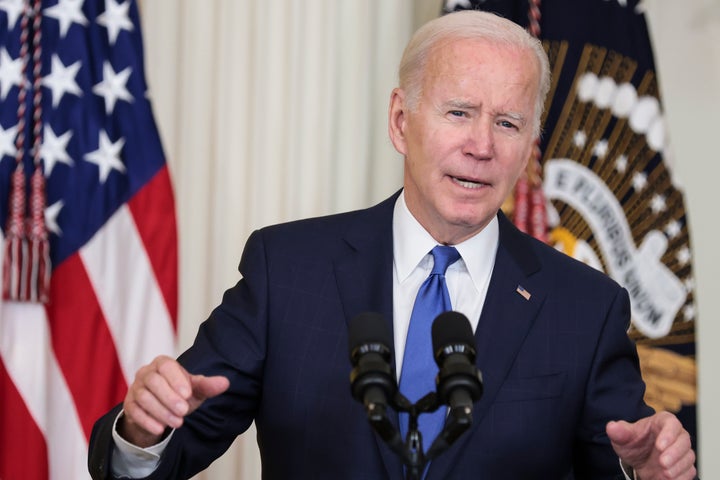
[{"xmin": 391, "ymin": 192, "xmax": 498, "ymax": 377}]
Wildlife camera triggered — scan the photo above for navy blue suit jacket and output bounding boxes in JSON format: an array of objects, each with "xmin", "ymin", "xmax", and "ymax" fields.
[{"xmin": 89, "ymin": 191, "xmax": 652, "ymax": 479}]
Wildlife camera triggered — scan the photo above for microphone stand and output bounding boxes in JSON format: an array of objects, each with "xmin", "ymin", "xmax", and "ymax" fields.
[{"xmin": 360, "ymin": 389, "xmax": 474, "ymax": 480}]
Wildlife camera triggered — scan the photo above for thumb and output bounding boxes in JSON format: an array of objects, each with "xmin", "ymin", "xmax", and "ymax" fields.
[
  {"xmin": 189, "ymin": 374, "xmax": 230, "ymax": 402},
  {"xmin": 607, "ymin": 420, "xmax": 638, "ymax": 447},
  {"xmin": 607, "ymin": 417, "xmax": 657, "ymax": 468}
]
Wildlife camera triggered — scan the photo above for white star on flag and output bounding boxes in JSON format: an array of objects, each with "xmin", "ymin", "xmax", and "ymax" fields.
[
  {"xmin": 676, "ymin": 246, "xmax": 691, "ymax": 266},
  {"xmin": 0, "ymin": 0, "xmax": 25, "ymax": 29},
  {"xmin": 97, "ymin": 0, "xmax": 134, "ymax": 45},
  {"xmin": 614, "ymin": 154, "xmax": 628, "ymax": 173},
  {"xmin": 665, "ymin": 219, "xmax": 682, "ymax": 239},
  {"xmin": 44, "ymin": 0, "xmax": 89, "ymax": 38},
  {"xmin": 632, "ymin": 171, "xmax": 647, "ymax": 191},
  {"xmin": 650, "ymin": 194, "xmax": 667, "ymax": 213},
  {"xmin": 0, "ymin": 47, "xmax": 23, "ymax": 101},
  {"xmin": 573, "ymin": 130, "xmax": 587, "ymax": 148},
  {"xmin": 84, "ymin": 130, "xmax": 126, "ymax": 183},
  {"xmin": 593, "ymin": 139, "xmax": 609, "ymax": 159},
  {"xmin": 92, "ymin": 61, "xmax": 134, "ymax": 114},
  {"xmin": 43, "ymin": 55, "xmax": 83, "ymax": 108},
  {"xmin": 0, "ymin": 122, "xmax": 17, "ymax": 160},
  {"xmin": 44, "ymin": 200, "xmax": 65, "ymax": 236},
  {"xmin": 40, "ymin": 126, "xmax": 74, "ymax": 176}
]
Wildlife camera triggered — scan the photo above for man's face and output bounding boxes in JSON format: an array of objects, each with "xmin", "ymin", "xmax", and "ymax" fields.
[{"xmin": 389, "ymin": 38, "xmax": 539, "ymax": 244}]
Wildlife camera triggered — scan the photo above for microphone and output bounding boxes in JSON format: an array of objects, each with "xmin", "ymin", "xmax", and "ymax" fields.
[
  {"xmin": 348, "ymin": 313, "xmax": 413, "ymax": 469},
  {"xmin": 431, "ymin": 311, "xmax": 483, "ymax": 419},
  {"xmin": 348, "ymin": 312, "xmax": 397, "ymax": 420}
]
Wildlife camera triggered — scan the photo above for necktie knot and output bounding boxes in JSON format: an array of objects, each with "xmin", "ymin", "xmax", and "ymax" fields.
[{"xmin": 430, "ymin": 245, "xmax": 460, "ymax": 276}]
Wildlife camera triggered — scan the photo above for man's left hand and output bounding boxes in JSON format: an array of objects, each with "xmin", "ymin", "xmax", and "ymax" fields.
[{"xmin": 607, "ymin": 411, "xmax": 697, "ymax": 479}]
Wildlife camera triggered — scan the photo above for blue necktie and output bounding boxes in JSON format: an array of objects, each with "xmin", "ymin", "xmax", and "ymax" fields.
[{"xmin": 399, "ymin": 245, "xmax": 460, "ymax": 452}]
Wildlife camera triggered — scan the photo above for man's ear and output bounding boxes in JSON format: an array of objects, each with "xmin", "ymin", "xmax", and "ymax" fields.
[{"xmin": 388, "ymin": 88, "xmax": 408, "ymax": 156}]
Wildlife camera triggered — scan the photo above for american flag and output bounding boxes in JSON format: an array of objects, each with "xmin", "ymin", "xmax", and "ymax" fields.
[{"xmin": 0, "ymin": 1, "xmax": 177, "ymax": 478}]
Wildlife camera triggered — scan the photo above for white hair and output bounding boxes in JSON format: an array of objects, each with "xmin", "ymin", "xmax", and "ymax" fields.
[{"xmin": 398, "ymin": 10, "xmax": 551, "ymax": 136}]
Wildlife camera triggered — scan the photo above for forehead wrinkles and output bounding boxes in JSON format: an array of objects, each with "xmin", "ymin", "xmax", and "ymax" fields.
[
  {"xmin": 422, "ymin": 39, "xmax": 501, "ymax": 95},
  {"xmin": 422, "ymin": 39, "xmax": 537, "ymax": 117}
]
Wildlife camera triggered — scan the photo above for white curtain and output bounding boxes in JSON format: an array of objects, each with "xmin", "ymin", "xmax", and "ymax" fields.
[{"xmin": 137, "ymin": 1, "xmax": 415, "ymax": 477}]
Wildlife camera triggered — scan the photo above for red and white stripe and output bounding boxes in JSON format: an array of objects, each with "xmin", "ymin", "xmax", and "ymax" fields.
[{"xmin": 0, "ymin": 167, "xmax": 177, "ymax": 480}]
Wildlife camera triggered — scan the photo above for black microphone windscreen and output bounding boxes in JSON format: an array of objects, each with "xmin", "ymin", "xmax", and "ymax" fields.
[
  {"xmin": 431, "ymin": 311, "xmax": 474, "ymax": 353},
  {"xmin": 348, "ymin": 312, "xmax": 391, "ymax": 357}
]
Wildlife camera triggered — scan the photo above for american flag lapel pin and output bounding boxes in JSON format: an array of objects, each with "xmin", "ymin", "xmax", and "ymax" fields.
[{"xmin": 516, "ymin": 285, "xmax": 531, "ymax": 301}]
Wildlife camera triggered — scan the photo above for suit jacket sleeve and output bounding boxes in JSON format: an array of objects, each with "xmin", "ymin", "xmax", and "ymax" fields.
[
  {"xmin": 572, "ymin": 286, "xmax": 654, "ymax": 477},
  {"xmin": 89, "ymin": 228, "xmax": 272, "ymax": 479}
]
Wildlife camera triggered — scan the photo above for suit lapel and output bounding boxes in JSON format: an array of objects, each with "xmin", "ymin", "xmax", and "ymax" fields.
[
  {"xmin": 334, "ymin": 192, "xmax": 404, "ymax": 479},
  {"xmin": 334, "ymin": 193, "xmax": 397, "ymax": 339},
  {"xmin": 427, "ymin": 213, "xmax": 546, "ymax": 479}
]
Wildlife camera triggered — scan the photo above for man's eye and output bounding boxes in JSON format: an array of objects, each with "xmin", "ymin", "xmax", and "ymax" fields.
[
  {"xmin": 449, "ymin": 110, "xmax": 466, "ymax": 117},
  {"xmin": 499, "ymin": 120, "xmax": 518, "ymax": 129}
]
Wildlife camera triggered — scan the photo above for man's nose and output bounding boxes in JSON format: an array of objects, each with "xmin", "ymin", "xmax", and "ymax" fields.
[{"xmin": 461, "ymin": 119, "xmax": 494, "ymax": 159}]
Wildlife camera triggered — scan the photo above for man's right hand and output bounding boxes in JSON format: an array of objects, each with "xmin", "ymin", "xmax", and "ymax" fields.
[{"xmin": 118, "ymin": 355, "xmax": 230, "ymax": 448}]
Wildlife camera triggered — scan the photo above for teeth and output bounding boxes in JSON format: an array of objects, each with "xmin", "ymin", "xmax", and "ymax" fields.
[{"xmin": 453, "ymin": 177, "xmax": 484, "ymax": 189}]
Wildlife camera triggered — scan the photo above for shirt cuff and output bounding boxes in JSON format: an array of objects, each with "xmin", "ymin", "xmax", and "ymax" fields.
[
  {"xmin": 619, "ymin": 458, "xmax": 637, "ymax": 480},
  {"xmin": 110, "ymin": 410, "xmax": 174, "ymax": 478}
]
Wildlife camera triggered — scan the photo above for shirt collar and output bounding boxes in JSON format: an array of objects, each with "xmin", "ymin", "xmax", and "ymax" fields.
[{"xmin": 393, "ymin": 191, "xmax": 499, "ymax": 290}]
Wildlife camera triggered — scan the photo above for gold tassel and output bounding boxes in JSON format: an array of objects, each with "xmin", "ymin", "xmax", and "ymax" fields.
[{"xmin": 2, "ymin": 166, "xmax": 29, "ymax": 300}]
